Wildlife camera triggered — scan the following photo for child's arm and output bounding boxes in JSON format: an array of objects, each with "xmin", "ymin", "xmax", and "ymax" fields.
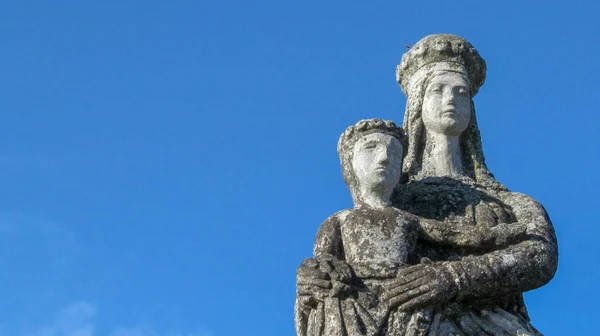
[
  {"xmin": 297, "ymin": 212, "xmax": 353, "ymax": 305},
  {"xmin": 313, "ymin": 213, "xmax": 345, "ymax": 260}
]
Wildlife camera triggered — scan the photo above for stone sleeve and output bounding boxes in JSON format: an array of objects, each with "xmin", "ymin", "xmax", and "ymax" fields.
[
  {"xmin": 313, "ymin": 213, "xmax": 345, "ymax": 260},
  {"xmin": 447, "ymin": 192, "xmax": 558, "ymax": 301},
  {"xmin": 418, "ymin": 217, "xmax": 485, "ymax": 249}
]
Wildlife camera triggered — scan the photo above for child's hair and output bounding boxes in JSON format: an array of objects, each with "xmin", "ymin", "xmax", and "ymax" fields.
[{"xmin": 337, "ymin": 119, "xmax": 406, "ymax": 202}]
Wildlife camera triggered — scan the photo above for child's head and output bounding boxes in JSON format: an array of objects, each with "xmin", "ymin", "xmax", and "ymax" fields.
[{"xmin": 337, "ymin": 119, "xmax": 406, "ymax": 203}]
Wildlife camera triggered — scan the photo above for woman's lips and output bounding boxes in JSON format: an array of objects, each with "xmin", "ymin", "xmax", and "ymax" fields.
[{"xmin": 442, "ymin": 109, "xmax": 456, "ymax": 116}]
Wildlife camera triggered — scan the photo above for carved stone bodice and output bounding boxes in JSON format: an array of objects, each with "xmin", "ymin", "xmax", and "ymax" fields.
[{"xmin": 338, "ymin": 206, "xmax": 418, "ymax": 278}]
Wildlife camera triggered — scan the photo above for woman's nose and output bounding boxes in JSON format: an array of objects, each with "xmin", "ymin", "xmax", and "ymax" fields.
[
  {"xmin": 378, "ymin": 150, "xmax": 390, "ymax": 165},
  {"xmin": 444, "ymin": 93, "xmax": 455, "ymax": 106}
]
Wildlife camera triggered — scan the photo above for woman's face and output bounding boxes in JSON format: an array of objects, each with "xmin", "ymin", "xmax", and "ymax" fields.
[{"xmin": 422, "ymin": 71, "xmax": 471, "ymax": 136}]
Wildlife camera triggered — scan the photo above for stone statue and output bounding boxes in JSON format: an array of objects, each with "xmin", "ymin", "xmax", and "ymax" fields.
[{"xmin": 295, "ymin": 34, "xmax": 558, "ymax": 335}]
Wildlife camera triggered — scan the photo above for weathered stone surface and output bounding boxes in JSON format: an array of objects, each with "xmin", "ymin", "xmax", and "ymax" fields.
[{"xmin": 295, "ymin": 34, "xmax": 558, "ymax": 336}]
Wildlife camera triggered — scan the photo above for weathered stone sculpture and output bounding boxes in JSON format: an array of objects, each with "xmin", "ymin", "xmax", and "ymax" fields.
[{"xmin": 295, "ymin": 34, "xmax": 558, "ymax": 335}]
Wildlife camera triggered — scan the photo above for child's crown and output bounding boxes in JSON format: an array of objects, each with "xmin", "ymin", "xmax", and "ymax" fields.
[{"xmin": 337, "ymin": 119, "xmax": 406, "ymax": 155}]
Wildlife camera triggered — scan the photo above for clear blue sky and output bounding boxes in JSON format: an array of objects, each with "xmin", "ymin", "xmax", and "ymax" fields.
[{"xmin": 0, "ymin": 1, "xmax": 598, "ymax": 335}]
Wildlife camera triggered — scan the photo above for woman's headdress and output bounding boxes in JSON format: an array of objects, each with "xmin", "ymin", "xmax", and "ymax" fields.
[{"xmin": 396, "ymin": 34, "xmax": 486, "ymax": 97}]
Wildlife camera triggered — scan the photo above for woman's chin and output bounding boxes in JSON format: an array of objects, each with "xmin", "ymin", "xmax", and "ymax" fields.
[{"xmin": 439, "ymin": 121, "xmax": 468, "ymax": 136}]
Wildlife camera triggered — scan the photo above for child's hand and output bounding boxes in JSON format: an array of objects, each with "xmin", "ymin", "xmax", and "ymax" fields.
[
  {"xmin": 296, "ymin": 256, "xmax": 355, "ymax": 306},
  {"xmin": 317, "ymin": 257, "xmax": 354, "ymax": 284},
  {"xmin": 317, "ymin": 257, "xmax": 355, "ymax": 298},
  {"xmin": 296, "ymin": 258, "xmax": 332, "ymax": 307}
]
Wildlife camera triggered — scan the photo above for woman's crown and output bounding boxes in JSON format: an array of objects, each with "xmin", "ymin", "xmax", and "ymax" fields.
[{"xmin": 396, "ymin": 34, "xmax": 487, "ymax": 96}]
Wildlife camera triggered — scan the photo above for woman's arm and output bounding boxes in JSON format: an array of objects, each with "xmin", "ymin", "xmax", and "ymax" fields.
[
  {"xmin": 447, "ymin": 192, "xmax": 558, "ymax": 300},
  {"xmin": 418, "ymin": 216, "xmax": 527, "ymax": 250},
  {"xmin": 383, "ymin": 192, "xmax": 558, "ymax": 310}
]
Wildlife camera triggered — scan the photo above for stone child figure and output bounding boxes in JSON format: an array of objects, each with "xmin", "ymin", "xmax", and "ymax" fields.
[{"xmin": 295, "ymin": 119, "xmax": 527, "ymax": 336}]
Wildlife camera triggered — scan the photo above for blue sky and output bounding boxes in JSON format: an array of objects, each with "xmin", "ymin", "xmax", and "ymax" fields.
[{"xmin": 0, "ymin": 1, "xmax": 598, "ymax": 335}]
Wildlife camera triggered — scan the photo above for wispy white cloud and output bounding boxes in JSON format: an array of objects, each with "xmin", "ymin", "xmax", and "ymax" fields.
[
  {"xmin": 27, "ymin": 301, "xmax": 213, "ymax": 336},
  {"xmin": 28, "ymin": 301, "xmax": 96, "ymax": 336},
  {"xmin": 0, "ymin": 213, "xmax": 213, "ymax": 336}
]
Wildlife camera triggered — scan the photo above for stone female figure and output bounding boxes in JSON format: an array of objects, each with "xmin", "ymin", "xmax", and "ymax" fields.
[{"xmin": 382, "ymin": 34, "xmax": 558, "ymax": 335}]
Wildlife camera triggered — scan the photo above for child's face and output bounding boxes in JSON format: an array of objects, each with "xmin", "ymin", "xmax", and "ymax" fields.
[{"xmin": 351, "ymin": 132, "xmax": 403, "ymax": 192}]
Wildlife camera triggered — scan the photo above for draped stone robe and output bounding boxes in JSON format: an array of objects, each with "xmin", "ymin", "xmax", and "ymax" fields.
[
  {"xmin": 295, "ymin": 206, "xmax": 430, "ymax": 336},
  {"xmin": 295, "ymin": 177, "xmax": 556, "ymax": 335}
]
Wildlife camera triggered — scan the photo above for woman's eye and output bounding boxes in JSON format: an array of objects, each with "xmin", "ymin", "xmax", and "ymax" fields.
[{"xmin": 457, "ymin": 88, "xmax": 469, "ymax": 96}]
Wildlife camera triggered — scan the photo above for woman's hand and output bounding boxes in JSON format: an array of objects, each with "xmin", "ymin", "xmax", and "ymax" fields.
[
  {"xmin": 482, "ymin": 223, "xmax": 527, "ymax": 246},
  {"xmin": 382, "ymin": 261, "xmax": 457, "ymax": 311}
]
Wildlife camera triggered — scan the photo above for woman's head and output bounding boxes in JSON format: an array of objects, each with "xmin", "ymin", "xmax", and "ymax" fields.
[{"xmin": 396, "ymin": 34, "xmax": 504, "ymax": 190}]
